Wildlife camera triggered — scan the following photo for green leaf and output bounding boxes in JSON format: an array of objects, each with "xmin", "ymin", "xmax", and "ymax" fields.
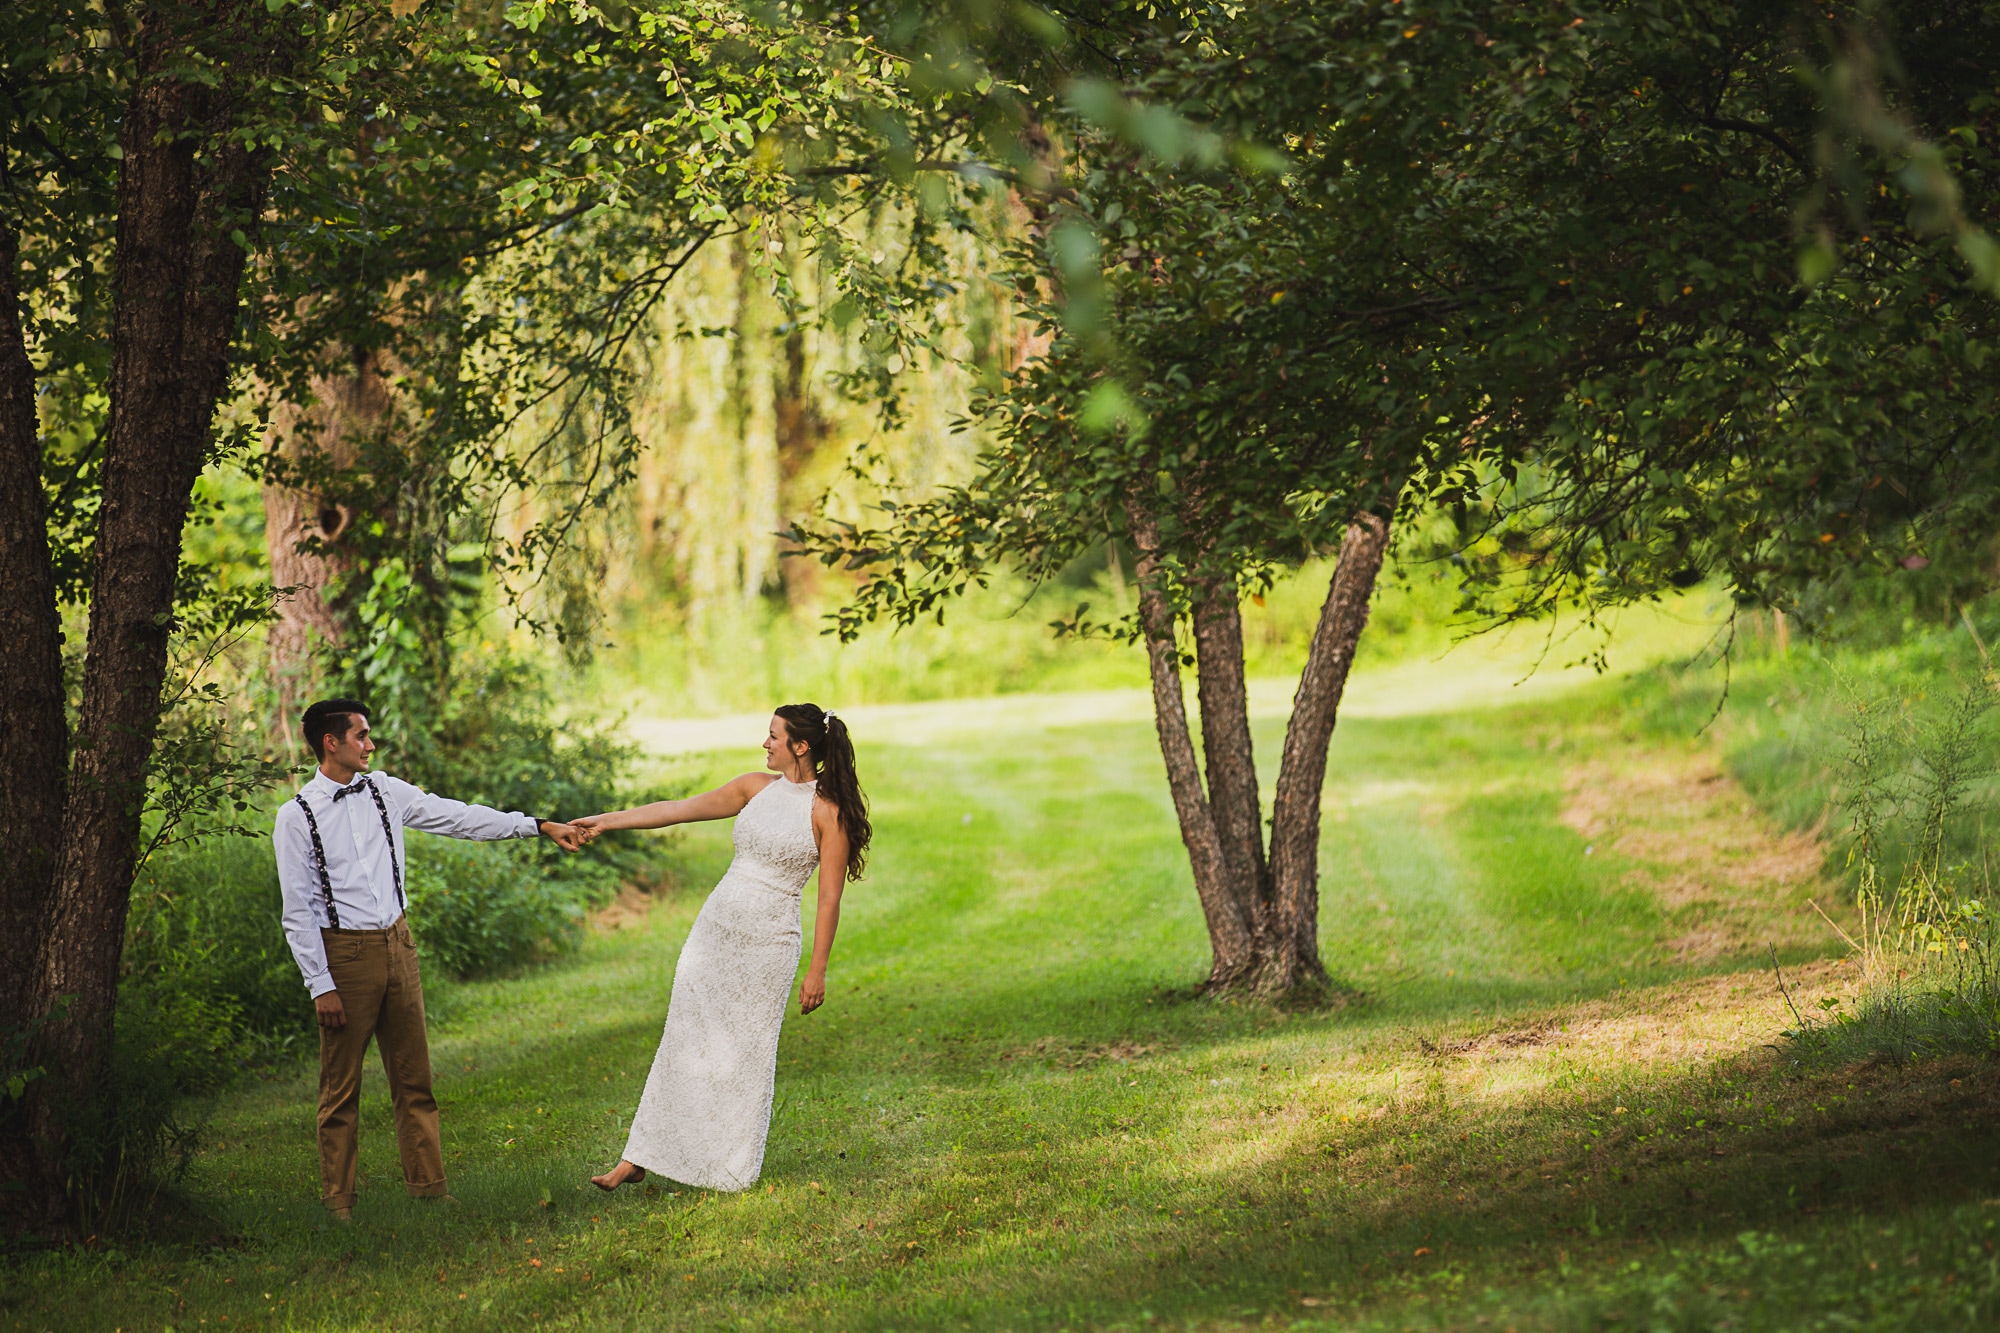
[
  {"xmin": 1797, "ymin": 242, "xmax": 1837, "ymax": 288},
  {"xmin": 1957, "ymin": 229, "xmax": 2000, "ymax": 296},
  {"xmin": 1079, "ymin": 381, "xmax": 1146, "ymax": 438}
]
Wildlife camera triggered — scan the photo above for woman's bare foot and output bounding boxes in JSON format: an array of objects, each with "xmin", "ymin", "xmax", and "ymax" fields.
[{"xmin": 590, "ymin": 1161, "xmax": 646, "ymax": 1192}]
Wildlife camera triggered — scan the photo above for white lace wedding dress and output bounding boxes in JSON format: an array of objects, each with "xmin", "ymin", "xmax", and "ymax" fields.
[{"xmin": 621, "ymin": 776, "xmax": 819, "ymax": 1190}]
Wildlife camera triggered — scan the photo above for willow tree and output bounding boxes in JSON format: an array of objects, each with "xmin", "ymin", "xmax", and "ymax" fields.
[{"xmin": 253, "ymin": 0, "xmax": 984, "ymax": 707}]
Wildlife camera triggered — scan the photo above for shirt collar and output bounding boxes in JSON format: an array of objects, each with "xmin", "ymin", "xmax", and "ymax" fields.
[{"xmin": 306, "ymin": 769, "xmax": 376, "ymax": 799}]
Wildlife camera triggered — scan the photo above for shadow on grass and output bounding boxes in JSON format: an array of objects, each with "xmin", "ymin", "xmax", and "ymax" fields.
[{"xmin": 753, "ymin": 1048, "xmax": 2000, "ymax": 1331}]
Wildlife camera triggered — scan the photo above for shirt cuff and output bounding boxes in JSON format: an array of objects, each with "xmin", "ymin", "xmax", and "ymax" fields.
[
  {"xmin": 521, "ymin": 813, "xmax": 544, "ymax": 838},
  {"xmin": 305, "ymin": 973, "xmax": 338, "ymax": 999}
]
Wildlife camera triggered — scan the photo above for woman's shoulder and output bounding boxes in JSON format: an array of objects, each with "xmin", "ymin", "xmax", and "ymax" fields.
[{"xmin": 730, "ymin": 772, "xmax": 783, "ymax": 797}]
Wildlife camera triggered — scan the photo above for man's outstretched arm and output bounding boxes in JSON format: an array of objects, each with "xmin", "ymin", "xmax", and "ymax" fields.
[{"xmin": 382, "ymin": 774, "xmax": 588, "ymax": 850}]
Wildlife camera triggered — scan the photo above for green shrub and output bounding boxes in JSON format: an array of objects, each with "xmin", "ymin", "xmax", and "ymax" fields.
[
  {"xmin": 52, "ymin": 839, "xmax": 287, "ymax": 1229},
  {"xmin": 371, "ymin": 650, "xmax": 635, "ymax": 827},
  {"xmin": 125, "ymin": 835, "xmax": 314, "ymax": 1063},
  {"xmin": 122, "ymin": 819, "xmax": 654, "ymax": 1066},
  {"xmin": 42, "ymin": 1027, "xmax": 211, "ymax": 1232},
  {"xmin": 120, "ymin": 638, "xmax": 681, "ymax": 1065},
  {"xmin": 403, "ymin": 834, "xmax": 619, "ymax": 979}
]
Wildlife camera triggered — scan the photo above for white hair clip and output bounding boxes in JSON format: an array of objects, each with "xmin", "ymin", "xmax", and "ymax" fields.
[{"xmin": 823, "ymin": 708, "xmax": 839, "ymax": 721}]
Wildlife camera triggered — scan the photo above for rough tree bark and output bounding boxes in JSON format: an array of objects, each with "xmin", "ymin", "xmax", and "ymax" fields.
[
  {"xmin": 0, "ymin": 225, "xmax": 68, "ymax": 1019},
  {"xmin": 1191, "ymin": 580, "xmax": 1270, "ymax": 938},
  {"xmin": 261, "ymin": 346, "xmax": 390, "ymax": 738},
  {"xmin": 0, "ymin": 225, "xmax": 72, "ymax": 1226},
  {"xmin": 1125, "ymin": 499, "xmax": 1256, "ymax": 987},
  {"xmin": 1126, "ymin": 491, "xmax": 1397, "ymax": 1000},
  {"xmin": 25, "ymin": 15, "xmax": 274, "ymax": 1214},
  {"xmin": 1260, "ymin": 509, "xmax": 1395, "ymax": 993}
]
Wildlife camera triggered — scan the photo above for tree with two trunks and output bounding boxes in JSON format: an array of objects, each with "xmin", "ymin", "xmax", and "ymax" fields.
[
  {"xmin": 0, "ymin": 0, "xmax": 992, "ymax": 1234},
  {"xmin": 795, "ymin": 0, "xmax": 2000, "ymax": 998}
]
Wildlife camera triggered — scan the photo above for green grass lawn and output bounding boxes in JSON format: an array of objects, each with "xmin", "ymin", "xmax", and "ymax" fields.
[{"xmin": 9, "ymin": 678, "xmax": 2000, "ymax": 1332}]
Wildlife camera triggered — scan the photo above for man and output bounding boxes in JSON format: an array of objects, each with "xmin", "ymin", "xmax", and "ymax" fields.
[{"xmin": 274, "ymin": 697, "xmax": 588, "ymax": 1219}]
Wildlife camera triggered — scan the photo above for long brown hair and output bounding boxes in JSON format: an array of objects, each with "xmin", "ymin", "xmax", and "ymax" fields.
[{"xmin": 775, "ymin": 703, "xmax": 871, "ymax": 881}]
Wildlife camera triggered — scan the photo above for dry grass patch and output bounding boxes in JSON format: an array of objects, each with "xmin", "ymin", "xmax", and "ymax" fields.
[
  {"xmin": 589, "ymin": 882, "xmax": 661, "ymax": 932},
  {"xmin": 1430, "ymin": 961, "xmax": 1854, "ymax": 1069},
  {"xmin": 998, "ymin": 1037, "xmax": 1162, "ymax": 1068},
  {"xmin": 1562, "ymin": 748, "xmax": 1833, "ymax": 960}
]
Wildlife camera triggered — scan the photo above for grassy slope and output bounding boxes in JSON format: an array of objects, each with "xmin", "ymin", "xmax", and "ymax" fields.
[{"xmin": 10, "ymin": 672, "xmax": 2000, "ymax": 1331}]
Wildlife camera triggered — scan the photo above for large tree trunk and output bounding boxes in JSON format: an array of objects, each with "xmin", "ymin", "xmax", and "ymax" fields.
[
  {"xmin": 1191, "ymin": 580, "xmax": 1270, "ymax": 944},
  {"xmin": 261, "ymin": 346, "xmax": 391, "ymax": 743},
  {"xmin": 1260, "ymin": 509, "xmax": 1395, "ymax": 994},
  {"xmin": 27, "ymin": 29, "xmax": 270, "ymax": 1211},
  {"xmin": 0, "ymin": 225, "xmax": 72, "ymax": 1229},
  {"xmin": 1126, "ymin": 500, "xmax": 1256, "ymax": 988}
]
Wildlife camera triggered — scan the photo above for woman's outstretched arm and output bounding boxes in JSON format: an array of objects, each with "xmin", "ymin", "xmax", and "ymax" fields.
[
  {"xmin": 798, "ymin": 798, "xmax": 850, "ymax": 1015},
  {"xmin": 574, "ymin": 773, "xmax": 772, "ymax": 835}
]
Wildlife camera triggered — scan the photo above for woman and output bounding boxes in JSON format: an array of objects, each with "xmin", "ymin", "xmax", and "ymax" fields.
[{"xmin": 577, "ymin": 703, "xmax": 870, "ymax": 1192}]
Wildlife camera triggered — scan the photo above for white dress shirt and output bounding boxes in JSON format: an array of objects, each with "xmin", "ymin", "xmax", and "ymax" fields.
[{"xmin": 274, "ymin": 769, "xmax": 543, "ymax": 997}]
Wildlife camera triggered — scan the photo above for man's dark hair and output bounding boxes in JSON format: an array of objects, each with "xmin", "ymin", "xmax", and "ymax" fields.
[{"xmin": 302, "ymin": 698, "xmax": 371, "ymax": 759}]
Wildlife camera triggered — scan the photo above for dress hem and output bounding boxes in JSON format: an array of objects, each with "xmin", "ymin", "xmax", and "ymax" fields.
[{"xmin": 619, "ymin": 1146, "xmax": 758, "ymax": 1193}]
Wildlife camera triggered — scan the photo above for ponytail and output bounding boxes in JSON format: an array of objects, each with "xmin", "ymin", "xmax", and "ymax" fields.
[{"xmin": 774, "ymin": 702, "xmax": 871, "ymax": 881}]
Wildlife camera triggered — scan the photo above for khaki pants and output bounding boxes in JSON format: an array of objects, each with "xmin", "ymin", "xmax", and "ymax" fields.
[{"xmin": 317, "ymin": 918, "xmax": 446, "ymax": 1210}]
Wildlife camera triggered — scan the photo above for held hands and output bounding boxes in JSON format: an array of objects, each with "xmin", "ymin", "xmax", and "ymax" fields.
[
  {"xmin": 541, "ymin": 814, "xmax": 620, "ymax": 851},
  {"xmin": 798, "ymin": 969, "xmax": 826, "ymax": 1015},
  {"xmin": 539, "ymin": 820, "xmax": 593, "ymax": 852}
]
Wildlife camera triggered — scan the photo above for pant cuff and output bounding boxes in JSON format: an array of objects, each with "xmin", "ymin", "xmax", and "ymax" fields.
[
  {"xmin": 323, "ymin": 1194, "xmax": 356, "ymax": 1211},
  {"xmin": 406, "ymin": 1180, "xmax": 449, "ymax": 1199}
]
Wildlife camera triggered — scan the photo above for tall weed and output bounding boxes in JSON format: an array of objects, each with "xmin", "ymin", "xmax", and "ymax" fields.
[{"xmin": 1786, "ymin": 680, "xmax": 2000, "ymax": 1063}]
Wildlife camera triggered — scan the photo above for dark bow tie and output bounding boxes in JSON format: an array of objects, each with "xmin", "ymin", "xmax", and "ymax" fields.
[{"xmin": 332, "ymin": 779, "xmax": 373, "ymax": 802}]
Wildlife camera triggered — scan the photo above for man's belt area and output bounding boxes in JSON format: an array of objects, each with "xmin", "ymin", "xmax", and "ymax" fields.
[{"xmin": 321, "ymin": 919, "xmax": 409, "ymax": 937}]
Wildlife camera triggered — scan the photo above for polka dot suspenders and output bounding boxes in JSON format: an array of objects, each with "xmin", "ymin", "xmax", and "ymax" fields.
[
  {"xmin": 293, "ymin": 790, "xmax": 341, "ymax": 928},
  {"xmin": 294, "ymin": 777, "xmax": 407, "ymax": 929}
]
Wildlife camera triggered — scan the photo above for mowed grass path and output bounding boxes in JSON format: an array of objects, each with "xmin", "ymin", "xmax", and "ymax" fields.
[{"xmin": 12, "ymin": 684, "xmax": 2000, "ymax": 1331}]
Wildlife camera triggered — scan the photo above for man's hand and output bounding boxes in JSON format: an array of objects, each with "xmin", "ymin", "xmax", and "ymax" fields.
[
  {"xmin": 540, "ymin": 820, "xmax": 590, "ymax": 852},
  {"xmin": 798, "ymin": 969, "xmax": 826, "ymax": 1015},
  {"xmin": 316, "ymin": 991, "xmax": 347, "ymax": 1031}
]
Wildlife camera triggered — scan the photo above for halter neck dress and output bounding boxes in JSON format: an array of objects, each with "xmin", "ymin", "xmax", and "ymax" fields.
[{"xmin": 620, "ymin": 775, "xmax": 819, "ymax": 1191}]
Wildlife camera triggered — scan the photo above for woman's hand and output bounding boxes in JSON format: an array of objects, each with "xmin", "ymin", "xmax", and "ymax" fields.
[
  {"xmin": 798, "ymin": 968, "xmax": 827, "ymax": 1015},
  {"xmin": 570, "ymin": 813, "xmax": 609, "ymax": 840}
]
